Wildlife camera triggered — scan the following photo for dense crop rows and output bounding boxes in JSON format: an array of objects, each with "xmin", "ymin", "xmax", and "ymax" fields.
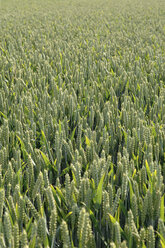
[{"xmin": 0, "ymin": 0, "xmax": 165, "ymax": 247}]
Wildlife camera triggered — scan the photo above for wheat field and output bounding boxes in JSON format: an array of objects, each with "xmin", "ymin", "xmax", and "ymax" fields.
[{"xmin": 0, "ymin": 0, "xmax": 165, "ymax": 247}]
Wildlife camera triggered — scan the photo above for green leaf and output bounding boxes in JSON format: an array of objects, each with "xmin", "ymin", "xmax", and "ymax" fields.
[
  {"xmin": 15, "ymin": 203, "xmax": 19, "ymax": 220},
  {"xmin": 108, "ymin": 167, "xmax": 113, "ymax": 179},
  {"xmin": 90, "ymin": 210, "xmax": 99, "ymax": 228},
  {"xmin": 93, "ymin": 174, "xmax": 105, "ymax": 208},
  {"xmin": 39, "ymin": 150, "xmax": 51, "ymax": 167},
  {"xmin": 5, "ymin": 199, "xmax": 13, "ymax": 222},
  {"xmin": 160, "ymin": 195, "xmax": 164, "ymax": 221},
  {"xmin": 90, "ymin": 178, "xmax": 95, "ymax": 190},
  {"xmin": 70, "ymin": 127, "xmax": 76, "ymax": 141},
  {"xmin": 50, "ymin": 187, "xmax": 65, "ymax": 219},
  {"xmin": 85, "ymin": 136, "xmax": 90, "ymax": 146},
  {"xmin": 50, "ymin": 185, "xmax": 61, "ymax": 208},
  {"xmin": 7, "ymin": 210, "xmax": 14, "ymax": 227},
  {"xmin": 128, "ymin": 178, "xmax": 133, "ymax": 203},
  {"xmin": 126, "ymin": 80, "xmax": 129, "ymax": 89},
  {"xmin": 60, "ymin": 165, "xmax": 70, "ymax": 177},
  {"xmin": 132, "ymin": 92, "xmax": 136, "ymax": 103},
  {"xmin": 108, "ymin": 214, "xmax": 124, "ymax": 234},
  {"xmin": 160, "ymin": 241, "xmax": 165, "ymax": 248},
  {"xmin": 132, "ymin": 169, "xmax": 136, "ymax": 179},
  {"xmin": 38, "ymin": 149, "xmax": 57, "ymax": 172},
  {"xmin": 29, "ymin": 235, "xmax": 36, "ymax": 248},
  {"xmin": 85, "ymin": 163, "xmax": 90, "ymax": 172},
  {"xmin": 16, "ymin": 136, "xmax": 29, "ymax": 161},
  {"xmin": 0, "ymin": 111, "xmax": 7, "ymax": 119},
  {"xmin": 64, "ymin": 211, "xmax": 72, "ymax": 221},
  {"xmin": 41, "ymin": 130, "xmax": 54, "ymax": 165},
  {"xmin": 128, "ymin": 235, "xmax": 133, "ymax": 248},
  {"xmin": 71, "ymin": 171, "xmax": 77, "ymax": 186},
  {"xmin": 145, "ymin": 160, "xmax": 152, "ymax": 183},
  {"xmin": 143, "ymin": 183, "xmax": 147, "ymax": 195},
  {"xmin": 55, "ymin": 186, "xmax": 67, "ymax": 207},
  {"xmin": 151, "ymin": 122, "xmax": 156, "ymax": 135},
  {"xmin": 26, "ymin": 217, "xmax": 33, "ymax": 239},
  {"xmin": 156, "ymin": 231, "xmax": 165, "ymax": 246},
  {"xmin": 0, "ymin": 46, "xmax": 6, "ymax": 54}
]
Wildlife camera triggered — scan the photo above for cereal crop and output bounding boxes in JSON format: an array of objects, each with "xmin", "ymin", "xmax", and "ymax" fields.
[{"xmin": 0, "ymin": 0, "xmax": 165, "ymax": 247}]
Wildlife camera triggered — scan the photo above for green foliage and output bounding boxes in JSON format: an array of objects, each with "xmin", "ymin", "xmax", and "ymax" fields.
[{"xmin": 0, "ymin": 0, "xmax": 164, "ymax": 247}]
